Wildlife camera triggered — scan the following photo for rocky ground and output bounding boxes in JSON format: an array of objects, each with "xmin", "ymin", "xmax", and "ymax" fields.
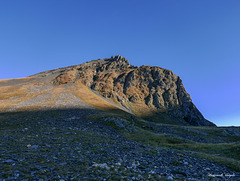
[{"xmin": 0, "ymin": 109, "xmax": 239, "ymax": 180}]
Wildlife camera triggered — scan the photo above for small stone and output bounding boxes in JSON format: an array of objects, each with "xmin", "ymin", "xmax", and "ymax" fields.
[
  {"xmin": 132, "ymin": 160, "xmax": 140, "ymax": 169},
  {"xmin": 4, "ymin": 159, "xmax": 14, "ymax": 163},
  {"xmin": 31, "ymin": 145, "xmax": 39, "ymax": 149},
  {"xmin": 92, "ymin": 163, "xmax": 109, "ymax": 170},
  {"xmin": 149, "ymin": 170, "xmax": 155, "ymax": 174},
  {"xmin": 115, "ymin": 162, "xmax": 121, "ymax": 166},
  {"xmin": 183, "ymin": 161, "xmax": 188, "ymax": 165},
  {"xmin": 167, "ymin": 175, "xmax": 173, "ymax": 180}
]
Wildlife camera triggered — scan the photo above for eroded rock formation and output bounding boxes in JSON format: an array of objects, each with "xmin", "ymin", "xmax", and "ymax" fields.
[{"xmin": 47, "ymin": 55, "xmax": 215, "ymax": 126}]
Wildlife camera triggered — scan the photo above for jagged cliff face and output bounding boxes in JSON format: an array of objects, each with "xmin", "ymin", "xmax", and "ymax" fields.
[{"xmin": 49, "ymin": 55, "xmax": 215, "ymax": 126}]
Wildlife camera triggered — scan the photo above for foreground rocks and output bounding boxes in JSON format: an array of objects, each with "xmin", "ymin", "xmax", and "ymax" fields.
[{"xmin": 0, "ymin": 110, "xmax": 239, "ymax": 180}]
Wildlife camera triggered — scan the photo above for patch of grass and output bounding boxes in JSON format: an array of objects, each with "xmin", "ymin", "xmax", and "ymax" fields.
[
  {"xmin": 0, "ymin": 86, "xmax": 26, "ymax": 100},
  {"xmin": 73, "ymin": 82, "xmax": 122, "ymax": 112},
  {"xmin": 123, "ymin": 125, "xmax": 240, "ymax": 172},
  {"xmin": 87, "ymin": 112, "xmax": 136, "ymax": 132},
  {"xmin": 86, "ymin": 109, "xmax": 135, "ymax": 122},
  {"xmin": 193, "ymin": 152, "xmax": 240, "ymax": 172},
  {"xmin": 175, "ymin": 142, "xmax": 240, "ymax": 160},
  {"xmin": 130, "ymin": 102, "xmax": 188, "ymax": 125},
  {"xmin": 143, "ymin": 149, "xmax": 158, "ymax": 156},
  {"xmin": 125, "ymin": 128, "xmax": 187, "ymax": 146}
]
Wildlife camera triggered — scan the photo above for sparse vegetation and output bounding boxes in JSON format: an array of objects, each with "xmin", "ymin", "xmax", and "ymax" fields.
[
  {"xmin": 72, "ymin": 82, "xmax": 123, "ymax": 111},
  {"xmin": 88, "ymin": 113, "xmax": 240, "ymax": 173}
]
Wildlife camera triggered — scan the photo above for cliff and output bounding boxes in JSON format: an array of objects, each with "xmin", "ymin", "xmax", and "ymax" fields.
[{"xmin": 46, "ymin": 55, "xmax": 215, "ymax": 126}]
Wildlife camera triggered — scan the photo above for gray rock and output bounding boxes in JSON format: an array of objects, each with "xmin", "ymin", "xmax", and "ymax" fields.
[
  {"xmin": 92, "ymin": 163, "xmax": 110, "ymax": 170},
  {"xmin": 4, "ymin": 159, "xmax": 14, "ymax": 163},
  {"xmin": 49, "ymin": 55, "xmax": 215, "ymax": 127},
  {"xmin": 31, "ymin": 145, "xmax": 39, "ymax": 149},
  {"xmin": 167, "ymin": 175, "xmax": 174, "ymax": 180}
]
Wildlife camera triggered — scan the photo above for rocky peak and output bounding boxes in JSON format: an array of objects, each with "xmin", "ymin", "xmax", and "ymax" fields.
[
  {"xmin": 103, "ymin": 55, "xmax": 130, "ymax": 70},
  {"xmin": 50, "ymin": 56, "xmax": 215, "ymax": 127},
  {"xmin": 111, "ymin": 55, "xmax": 129, "ymax": 64}
]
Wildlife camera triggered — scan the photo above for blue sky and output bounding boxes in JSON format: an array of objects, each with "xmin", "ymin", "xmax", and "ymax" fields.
[{"xmin": 0, "ymin": 0, "xmax": 240, "ymax": 126}]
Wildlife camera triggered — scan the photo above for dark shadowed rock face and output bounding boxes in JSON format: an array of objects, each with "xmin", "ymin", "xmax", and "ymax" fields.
[{"xmin": 46, "ymin": 55, "xmax": 215, "ymax": 126}]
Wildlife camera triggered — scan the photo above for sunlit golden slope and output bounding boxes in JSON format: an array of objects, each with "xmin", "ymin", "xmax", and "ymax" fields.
[{"xmin": 0, "ymin": 76, "xmax": 129, "ymax": 114}]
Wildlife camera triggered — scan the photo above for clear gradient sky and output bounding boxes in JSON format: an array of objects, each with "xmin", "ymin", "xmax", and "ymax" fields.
[{"xmin": 0, "ymin": 0, "xmax": 240, "ymax": 126}]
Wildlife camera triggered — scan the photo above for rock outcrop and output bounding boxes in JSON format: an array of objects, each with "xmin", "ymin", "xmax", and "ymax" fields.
[{"xmin": 47, "ymin": 55, "xmax": 215, "ymax": 126}]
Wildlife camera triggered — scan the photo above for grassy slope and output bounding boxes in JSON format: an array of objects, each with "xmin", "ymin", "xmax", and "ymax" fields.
[
  {"xmin": 128, "ymin": 127, "xmax": 240, "ymax": 172},
  {"xmin": 87, "ymin": 113, "xmax": 240, "ymax": 172},
  {"xmin": 72, "ymin": 82, "xmax": 132, "ymax": 116},
  {"xmin": 0, "ymin": 80, "xmax": 59, "ymax": 112}
]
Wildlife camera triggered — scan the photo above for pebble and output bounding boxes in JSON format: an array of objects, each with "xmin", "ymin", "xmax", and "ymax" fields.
[
  {"xmin": 31, "ymin": 145, "xmax": 39, "ymax": 149},
  {"xmin": 167, "ymin": 175, "xmax": 173, "ymax": 180},
  {"xmin": 4, "ymin": 159, "xmax": 14, "ymax": 163}
]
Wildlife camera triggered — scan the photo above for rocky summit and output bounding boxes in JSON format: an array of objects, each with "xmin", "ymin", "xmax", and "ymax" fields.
[{"xmin": 34, "ymin": 55, "xmax": 214, "ymax": 126}]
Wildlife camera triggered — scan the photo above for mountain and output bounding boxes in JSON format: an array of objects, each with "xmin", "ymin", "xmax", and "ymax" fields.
[
  {"xmin": 2, "ymin": 56, "xmax": 240, "ymax": 180},
  {"xmin": 0, "ymin": 55, "xmax": 215, "ymax": 126}
]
